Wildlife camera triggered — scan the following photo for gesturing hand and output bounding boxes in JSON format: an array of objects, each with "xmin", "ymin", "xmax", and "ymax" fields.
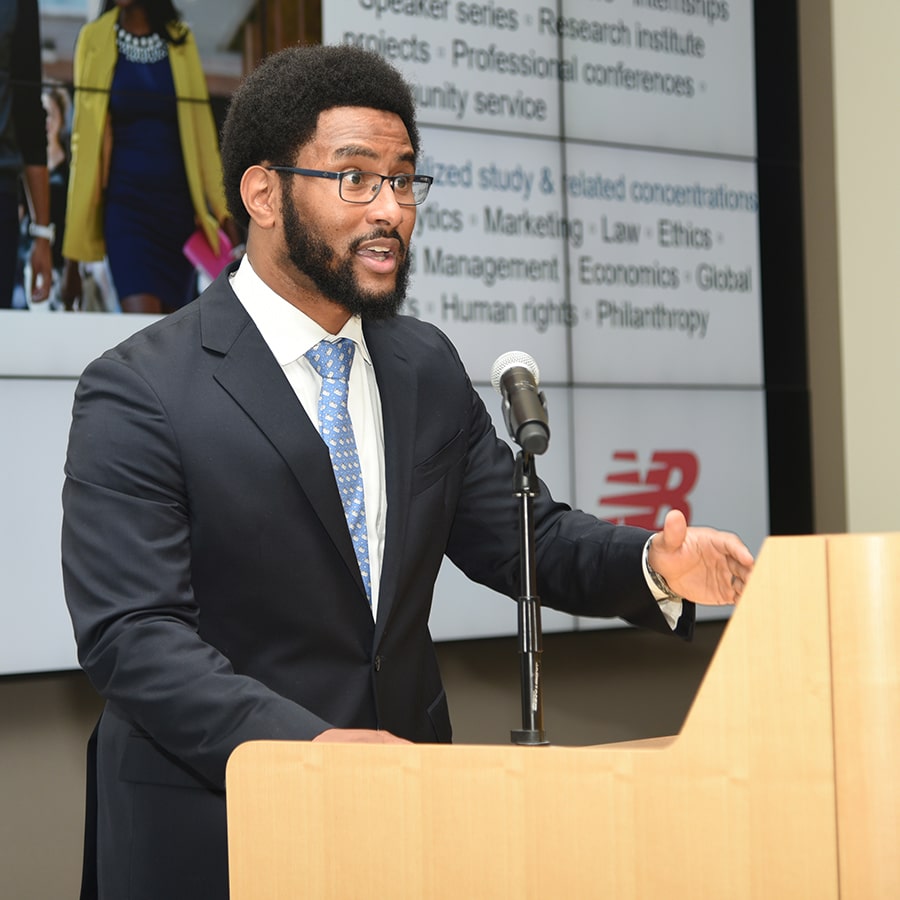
[{"xmin": 648, "ymin": 509, "xmax": 755, "ymax": 606}]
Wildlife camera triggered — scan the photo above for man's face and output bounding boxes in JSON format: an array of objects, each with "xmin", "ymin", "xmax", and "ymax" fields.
[{"xmin": 279, "ymin": 107, "xmax": 417, "ymax": 321}]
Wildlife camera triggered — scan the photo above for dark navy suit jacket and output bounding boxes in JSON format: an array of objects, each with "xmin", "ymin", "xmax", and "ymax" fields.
[{"xmin": 63, "ymin": 265, "xmax": 693, "ymax": 898}]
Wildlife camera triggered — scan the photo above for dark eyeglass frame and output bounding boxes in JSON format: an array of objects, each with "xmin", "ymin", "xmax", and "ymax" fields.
[{"xmin": 266, "ymin": 166, "xmax": 433, "ymax": 206}]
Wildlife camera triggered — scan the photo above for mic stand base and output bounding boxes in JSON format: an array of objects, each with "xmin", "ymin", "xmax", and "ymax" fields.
[{"xmin": 511, "ymin": 729, "xmax": 550, "ymax": 746}]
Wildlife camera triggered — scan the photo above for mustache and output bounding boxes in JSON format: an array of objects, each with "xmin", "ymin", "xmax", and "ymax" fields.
[{"xmin": 350, "ymin": 229, "xmax": 407, "ymax": 257}]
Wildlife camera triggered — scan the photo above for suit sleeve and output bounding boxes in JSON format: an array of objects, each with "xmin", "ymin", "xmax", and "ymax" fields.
[
  {"xmin": 62, "ymin": 355, "xmax": 333, "ymax": 790},
  {"xmin": 442, "ymin": 343, "xmax": 695, "ymax": 638}
]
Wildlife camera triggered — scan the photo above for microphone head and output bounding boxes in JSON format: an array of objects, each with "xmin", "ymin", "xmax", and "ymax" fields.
[{"xmin": 490, "ymin": 351, "xmax": 540, "ymax": 393}]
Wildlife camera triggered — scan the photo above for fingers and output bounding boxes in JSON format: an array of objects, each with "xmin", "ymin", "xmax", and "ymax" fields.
[
  {"xmin": 728, "ymin": 554, "xmax": 753, "ymax": 601},
  {"xmin": 31, "ymin": 283, "xmax": 50, "ymax": 302},
  {"xmin": 729, "ymin": 538, "xmax": 756, "ymax": 569},
  {"xmin": 720, "ymin": 533, "xmax": 754, "ymax": 603},
  {"xmin": 31, "ymin": 270, "xmax": 51, "ymax": 302},
  {"xmin": 312, "ymin": 728, "xmax": 412, "ymax": 745}
]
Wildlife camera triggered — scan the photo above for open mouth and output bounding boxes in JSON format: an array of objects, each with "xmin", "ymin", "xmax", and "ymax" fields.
[
  {"xmin": 359, "ymin": 245, "xmax": 394, "ymax": 261},
  {"xmin": 355, "ymin": 237, "xmax": 403, "ymax": 273}
]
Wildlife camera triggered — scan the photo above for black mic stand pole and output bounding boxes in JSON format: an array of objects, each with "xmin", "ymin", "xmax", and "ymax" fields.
[{"xmin": 510, "ymin": 449, "xmax": 549, "ymax": 746}]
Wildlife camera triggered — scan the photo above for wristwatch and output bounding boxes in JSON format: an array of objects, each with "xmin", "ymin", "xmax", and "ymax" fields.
[
  {"xmin": 644, "ymin": 535, "xmax": 683, "ymax": 602},
  {"xmin": 28, "ymin": 222, "xmax": 56, "ymax": 242}
]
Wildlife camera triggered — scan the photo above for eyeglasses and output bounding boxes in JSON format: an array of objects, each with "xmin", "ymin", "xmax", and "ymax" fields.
[{"xmin": 266, "ymin": 166, "xmax": 433, "ymax": 206}]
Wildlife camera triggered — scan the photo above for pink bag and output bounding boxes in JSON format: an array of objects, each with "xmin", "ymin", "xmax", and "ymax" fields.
[{"xmin": 182, "ymin": 228, "xmax": 233, "ymax": 280}]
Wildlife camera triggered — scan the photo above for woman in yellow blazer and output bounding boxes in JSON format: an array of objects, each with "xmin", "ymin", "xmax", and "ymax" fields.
[{"xmin": 62, "ymin": 0, "xmax": 238, "ymax": 313}]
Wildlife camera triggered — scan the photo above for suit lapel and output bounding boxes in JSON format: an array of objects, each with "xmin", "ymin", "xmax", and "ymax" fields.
[
  {"xmin": 364, "ymin": 320, "xmax": 418, "ymax": 640},
  {"xmin": 199, "ymin": 278, "xmax": 367, "ymax": 600}
]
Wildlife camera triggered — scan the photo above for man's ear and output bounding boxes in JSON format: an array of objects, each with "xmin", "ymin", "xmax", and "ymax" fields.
[{"xmin": 240, "ymin": 165, "xmax": 279, "ymax": 230}]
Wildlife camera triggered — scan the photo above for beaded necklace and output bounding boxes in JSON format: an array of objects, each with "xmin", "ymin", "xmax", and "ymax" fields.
[{"xmin": 115, "ymin": 23, "xmax": 169, "ymax": 65}]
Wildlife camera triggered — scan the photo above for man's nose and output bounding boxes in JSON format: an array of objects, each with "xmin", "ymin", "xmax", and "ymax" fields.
[{"xmin": 365, "ymin": 180, "xmax": 406, "ymax": 227}]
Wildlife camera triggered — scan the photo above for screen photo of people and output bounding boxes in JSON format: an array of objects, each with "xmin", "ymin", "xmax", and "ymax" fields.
[{"xmin": 4, "ymin": 0, "xmax": 242, "ymax": 315}]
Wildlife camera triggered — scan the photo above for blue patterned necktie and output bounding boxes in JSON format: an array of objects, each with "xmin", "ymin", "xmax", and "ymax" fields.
[{"xmin": 305, "ymin": 339, "xmax": 372, "ymax": 605}]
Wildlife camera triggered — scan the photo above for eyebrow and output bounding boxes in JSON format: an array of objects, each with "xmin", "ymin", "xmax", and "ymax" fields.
[{"xmin": 331, "ymin": 144, "xmax": 417, "ymax": 166}]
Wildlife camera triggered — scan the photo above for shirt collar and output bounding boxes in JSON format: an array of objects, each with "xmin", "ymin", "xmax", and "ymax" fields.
[{"xmin": 230, "ymin": 255, "xmax": 372, "ymax": 367}]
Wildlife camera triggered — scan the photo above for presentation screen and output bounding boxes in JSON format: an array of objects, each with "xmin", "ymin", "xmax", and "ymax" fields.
[
  {"xmin": 0, "ymin": 0, "xmax": 791, "ymax": 672},
  {"xmin": 323, "ymin": 0, "xmax": 769, "ymax": 637}
]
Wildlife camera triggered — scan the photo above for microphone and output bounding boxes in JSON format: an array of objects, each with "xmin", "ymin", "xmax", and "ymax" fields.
[{"xmin": 490, "ymin": 351, "xmax": 550, "ymax": 455}]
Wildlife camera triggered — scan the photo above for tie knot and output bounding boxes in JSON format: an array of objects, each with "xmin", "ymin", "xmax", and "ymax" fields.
[{"xmin": 306, "ymin": 338, "xmax": 355, "ymax": 383}]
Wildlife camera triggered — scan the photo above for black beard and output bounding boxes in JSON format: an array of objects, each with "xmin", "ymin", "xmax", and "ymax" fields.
[{"xmin": 281, "ymin": 187, "xmax": 410, "ymax": 321}]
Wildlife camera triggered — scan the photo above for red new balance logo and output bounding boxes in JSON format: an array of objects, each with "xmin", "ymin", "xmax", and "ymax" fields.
[{"xmin": 598, "ymin": 451, "xmax": 700, "ymax": 528}]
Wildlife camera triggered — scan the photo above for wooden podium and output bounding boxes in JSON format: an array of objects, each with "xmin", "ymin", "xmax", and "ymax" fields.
[{"xmin": 226, "ymin": 533, "xmax": 900, "ymax": 898}]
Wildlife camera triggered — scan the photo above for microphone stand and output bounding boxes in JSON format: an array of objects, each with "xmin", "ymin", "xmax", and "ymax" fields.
[{"xmin": 510, "ymin": 449, "xmax": 549, "ymax": 746}]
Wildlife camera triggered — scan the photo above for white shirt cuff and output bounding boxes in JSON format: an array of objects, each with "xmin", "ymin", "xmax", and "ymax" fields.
[{"xmin": 642, "ymin": 536, "xmax": 684, "ymax": 630}]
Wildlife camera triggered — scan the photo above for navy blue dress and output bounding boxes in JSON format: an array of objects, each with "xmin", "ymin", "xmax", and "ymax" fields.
[{"xmin": 104, "ymin": 51, "xmax": 197, "ymax": 309}]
